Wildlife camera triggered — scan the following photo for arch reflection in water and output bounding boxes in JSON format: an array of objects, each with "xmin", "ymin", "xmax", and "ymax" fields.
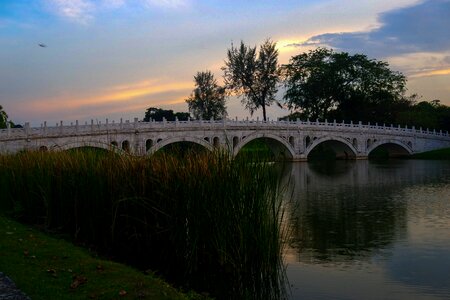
[
  {"xmin": 306, "ymin": 138, "xmax": 357, "ymax": 160},
  {"xmin": 280, "ymin": 160, "xmax": 450, "ymax": 299}
]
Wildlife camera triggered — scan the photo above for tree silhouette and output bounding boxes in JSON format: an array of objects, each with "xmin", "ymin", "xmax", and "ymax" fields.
[
  {"xmin": 143, "ymin": 107, "xmax": 189, "ymax": 122},
  {"xmin": 0, "ymin": 105, "xmax": 10, "ymax": 129},
  {"xmin": 223, "ymin": 39, "xmax": 280, "ymax": 121},
  {"xmin": 282, "ymin": 48, "xmax": 408, "ymax": 123},
  {"xmin": 185, "ymin": 71, "xmax": 227, "ymax": 120}
]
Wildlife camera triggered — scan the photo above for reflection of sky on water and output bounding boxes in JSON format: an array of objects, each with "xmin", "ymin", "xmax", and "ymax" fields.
[{"xmin": 283, "ymin": 160, "xmax": 450, "ymax": 299}]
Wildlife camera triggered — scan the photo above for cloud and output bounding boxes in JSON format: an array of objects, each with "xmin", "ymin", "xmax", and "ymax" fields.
[
  {"xmin": 409, "ymin": 68, "xmax": 450, "ymax": 78},
  {"xmin": 46, "ymin": 0, "xmax": 94, "ymax": 24},
  {"xmin": 101, "ymin": 0, "xmax": 126, "ymax": 9},
  {"xmin": 287, "ymin": 0, "xmax": 450, "ymax": 59},
  {"xmin": 45, "ymin": 0, "xmax": 190, "ymax": 23},
  {"xmin": 143, "ymin": 0, "xmax": 190, "ymax": 9},
  {"xmin": 25, "ymin": 78, "xmax": 193, "ymax": 114}
]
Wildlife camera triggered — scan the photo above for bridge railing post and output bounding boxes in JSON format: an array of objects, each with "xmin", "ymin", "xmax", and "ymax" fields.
[{"xmin": 25, "ymin": 122, "xmax": 30, "ymax": 139}]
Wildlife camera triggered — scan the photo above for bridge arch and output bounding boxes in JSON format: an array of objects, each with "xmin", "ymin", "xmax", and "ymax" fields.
[
  {"xmin": 367, "ymin": 139, "xmax": 412, "ymax": 157},
  {"xmin": 233, "ymin": 132, "xmax": 296, "ymax": 159},
  {"xmin": 57, "ymin": 140, "xmax": 124, "ymax": 154},
  {"xmin": 147, "ymin": 136, "xmax": 214, "ymax": 155},
  {"xmin": 305, "ymin": 136, "xmax": 358, "ymax": 159}
]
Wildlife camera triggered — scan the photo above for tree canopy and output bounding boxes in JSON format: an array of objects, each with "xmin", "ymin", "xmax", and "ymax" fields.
[
  {"xmin": 185, "ymin": 71, "xmax": 227, "ymax": 120},
  {"xmin": 282, "ymin": 48, "xmax": 409, "ymax": 123},
  {"xmin": 143, "ymin": 107, "xmax": 189, "ymax": 122},
  {"xmin": 223, "ymin": 39, "xmax": 280, "ymax": 121}
]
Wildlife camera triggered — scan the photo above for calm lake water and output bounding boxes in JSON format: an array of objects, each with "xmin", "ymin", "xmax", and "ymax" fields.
[{"xmin": 282, "ymin": 160, "xmax": 450, "ymax": 300}]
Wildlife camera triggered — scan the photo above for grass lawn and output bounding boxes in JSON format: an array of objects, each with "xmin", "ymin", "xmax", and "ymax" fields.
[
  {"xmin": 412, "ymin": 148, "xmax": 450, "ymax": 159},
  {"xmin": 0, "ymin": 215, "xmax": 202, "ymax": 300}
]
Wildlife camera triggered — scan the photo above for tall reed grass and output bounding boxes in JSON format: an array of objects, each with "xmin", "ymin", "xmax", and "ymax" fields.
[{"xmin": 0, "ymin": 149, "xmax": 288, "ymax": 299}]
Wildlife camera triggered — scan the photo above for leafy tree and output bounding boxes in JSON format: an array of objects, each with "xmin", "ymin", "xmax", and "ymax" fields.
[
  {"xmin": 143, "ymin": 107, "xmax": 189, "ymax": 122},
  {"xmin": 282, "ymin": 48, "xmax": 409, "ymax": 123},
  {"xmin": 223, "ymin": 39, "xmax": 280, "ymax": 121},
  {"xmin": 397, "ymin": 99, "xmax": 450, "ymax": 131},
  {"xmin": 0, "ymin": 105, "xmax": 14, "ymax": 129},
  {"xmin": 185, "ymin": 71, "xmax": 227, "ymax": 120},
  {"xmin": 174, "ymin": 112, "xmax": 190, "ymax": 121}
]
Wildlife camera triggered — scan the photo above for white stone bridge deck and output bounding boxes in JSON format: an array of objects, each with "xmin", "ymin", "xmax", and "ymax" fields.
[{"xmin": 1, "ymin": 118, "xmax": 449, "ymax": 161}]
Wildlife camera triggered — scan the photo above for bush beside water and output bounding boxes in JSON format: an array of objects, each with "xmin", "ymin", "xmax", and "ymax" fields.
[{"xmin": 0, "ymin": 150, "xmax": 287, "ymax": 299}]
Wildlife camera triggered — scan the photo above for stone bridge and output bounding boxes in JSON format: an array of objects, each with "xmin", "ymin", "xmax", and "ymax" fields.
[{"xmin": 1, "ymin": 118, "xmax": 449, "ymax": 161}]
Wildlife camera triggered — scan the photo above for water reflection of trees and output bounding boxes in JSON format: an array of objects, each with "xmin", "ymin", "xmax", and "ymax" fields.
[{"xmin": 280, "ymin": 160, "xmax": 446, "ymax": 264}]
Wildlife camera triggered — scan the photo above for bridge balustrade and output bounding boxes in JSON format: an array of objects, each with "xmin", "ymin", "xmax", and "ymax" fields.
[{"xmin": 1, "ymin": 119, "xmax": 449, "ymax": 141}]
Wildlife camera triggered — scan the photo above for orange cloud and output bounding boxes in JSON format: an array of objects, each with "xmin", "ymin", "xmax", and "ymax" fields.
[
  {"xmin": 29, "ymin": 78, "xmax": 193, "ymax": 113},
  {"xmin": 409, "ymin": 68, "xmax": 450, "ymax": 78}
]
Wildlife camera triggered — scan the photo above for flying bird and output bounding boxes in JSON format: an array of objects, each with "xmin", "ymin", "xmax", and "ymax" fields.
[{"xmin": 38, "ymin": 43, "xmax": 47, "ymax": 48}]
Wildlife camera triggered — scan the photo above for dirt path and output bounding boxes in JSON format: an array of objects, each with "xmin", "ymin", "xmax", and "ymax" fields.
[{"xmin": 0, "ymin": 272, "xmax": 30, "ymax": 300}]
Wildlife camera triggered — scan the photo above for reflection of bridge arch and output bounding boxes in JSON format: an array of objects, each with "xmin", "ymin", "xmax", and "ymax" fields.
[
  {"xmin": 57, "ymin": 141, "xmax": 124, "ymax": 154},
  {"xmin": 305, "ymin": 136, "xmax": 358, "ymax": 159},
  {"xmin": 233, "ymin": 132, "xmax": 295, "ymax": 158},
  {"xmin": 367, "ymin": 140, "xmax": 412, "ymax": 157},
  {"xmin": 148, "ymin": 136, "xmax": 214, "ymax": 154}
]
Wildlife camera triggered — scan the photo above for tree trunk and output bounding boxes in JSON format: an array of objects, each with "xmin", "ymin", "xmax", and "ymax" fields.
[{"xmin": 262, "ymin": 104, "xmax": 267, "ymax": 121}]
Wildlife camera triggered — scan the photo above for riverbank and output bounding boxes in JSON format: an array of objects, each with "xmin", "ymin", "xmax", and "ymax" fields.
[
  {"xmin": 0, "ymin": 150, "xmax": 286, "ymax": 299},
  {"xmin": 412, "ymin": 148, "xmax": 450, "ymax": 159},
  {"xmin": 0, "ymin": 215, "xmax": 202, "ymax": 300}
]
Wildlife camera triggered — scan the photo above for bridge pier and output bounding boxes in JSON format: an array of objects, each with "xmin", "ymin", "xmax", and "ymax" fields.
[{"xmin": 356, "ymin": 155, "xmax": 368, "ymax": 160}]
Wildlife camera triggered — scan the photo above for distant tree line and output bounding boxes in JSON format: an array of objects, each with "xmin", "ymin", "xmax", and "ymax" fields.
[
  {"xmin": 145, "ymin": 42, "xmax": 449, "ymax": 131},
  {"xmin": 143, "ymin": 107, "xmax": 190, "ymax": 122}
]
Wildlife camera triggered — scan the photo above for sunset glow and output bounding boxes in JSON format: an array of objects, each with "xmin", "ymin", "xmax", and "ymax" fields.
[{"xmin": 1, "ymin": 0, "xmax": 449, "ymax": 125}]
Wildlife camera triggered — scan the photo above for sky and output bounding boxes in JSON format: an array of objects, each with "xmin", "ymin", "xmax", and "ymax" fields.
[{"xmin": 1, "ymin": 0, "xmax": 449, "ymax": 126}]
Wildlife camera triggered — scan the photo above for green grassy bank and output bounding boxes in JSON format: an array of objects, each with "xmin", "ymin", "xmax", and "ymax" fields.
[
  {"xmin": 0, "ymin": 150, "xmax": 287, "ymax": 299},
  {"xmin": 0, "ymin": 216, "xmax": 197, "ymax": 300},
  {"xmin": 412, "ymin": 148, "xmax": 450, "ymax": 159}
]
